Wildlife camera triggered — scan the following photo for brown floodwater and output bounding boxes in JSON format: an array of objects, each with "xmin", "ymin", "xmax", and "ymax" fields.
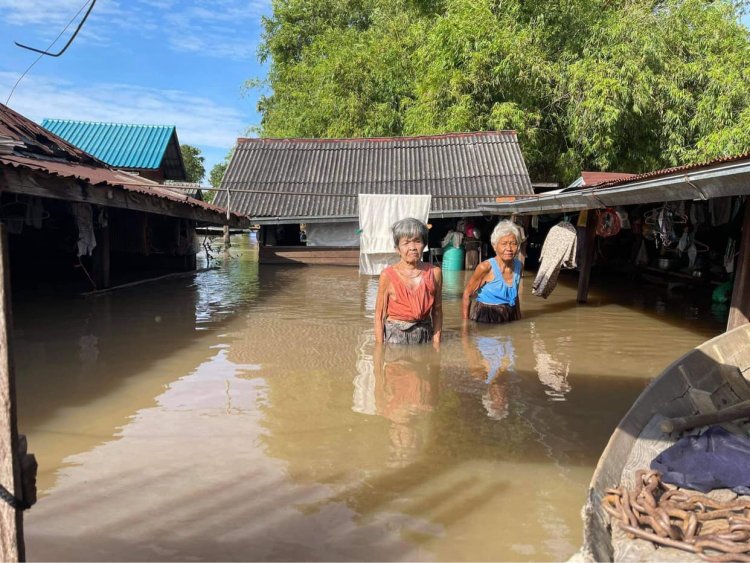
[{"xmin": 15, "ymin": 235, "xmax": 726, "ymax": 561}]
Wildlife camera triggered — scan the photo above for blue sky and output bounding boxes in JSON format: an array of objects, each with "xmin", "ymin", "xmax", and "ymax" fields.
[
  {"xmin": 1, "ymin": 2, "xmax": 749, "ymax": 181},
  {"xmin": 0, "ymin": 0, "xmax": 271, "ymax": 180}
]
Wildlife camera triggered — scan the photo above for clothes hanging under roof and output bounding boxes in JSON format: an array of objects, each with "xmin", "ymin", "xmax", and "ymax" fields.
[
  {"xmin": 358, "ymin": 194, "xmax": 431, "ymax": 276},
  {"xmin": 532, "ymin": 221, "xmax": 577, "ymax": 299},
  {"xmin": 70, "ymin": 202, "xmax": 96, "ymax": 257}
]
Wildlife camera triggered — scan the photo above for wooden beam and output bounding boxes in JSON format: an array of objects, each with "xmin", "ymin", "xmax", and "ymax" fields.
[
  {"xmin": 1, "ymin": 167, "xmax": 248, "ymax": 229},
  {"xmin": 515, "ymin": 215, "xmax": 531, "ymax": 270},
  {"xmin": 577, "ymin": 210, "xmax": 597, "ymax": 303},
  {"xmin": 0, "ymin": 225, "xmax": 25, "ymax": 561},
  {"xmin": 728, "ymin": 200, "xmax": 750, "ymax": 331}
]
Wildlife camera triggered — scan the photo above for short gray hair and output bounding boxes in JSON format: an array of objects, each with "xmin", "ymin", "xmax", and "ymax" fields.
[
  {"xmin": 392, "ymin": 217, "xmax": 429, "ymax": 247},
  {"xmin": 490, "ymin": 220, "xmax": 525, "ymax": 247}
]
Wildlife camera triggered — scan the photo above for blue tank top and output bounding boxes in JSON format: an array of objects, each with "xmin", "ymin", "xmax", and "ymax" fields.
[{"xmin": 475, "ymin": 258, "xmax": 521, "ymax": 306}]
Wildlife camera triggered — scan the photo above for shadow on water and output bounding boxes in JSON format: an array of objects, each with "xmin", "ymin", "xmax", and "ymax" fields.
[{"xmin": 543, "ymin": 269, "xmax": 726, "ymax": 336}]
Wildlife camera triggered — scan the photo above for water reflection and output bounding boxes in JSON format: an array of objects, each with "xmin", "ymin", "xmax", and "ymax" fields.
[
  {"xmin": 373, "ymin": 344, "xmax": 439, "ymax": 467},
  {"xmin": 461, "ymin": 333, "xmax": 515, "ymax": 420},
  {"xmin": 529, "ymin": 322, "xmax": 572, "ymax": 400},
  {"xmin": 440, "ymin": 269, "xmax": 464, "ymax": 300}
]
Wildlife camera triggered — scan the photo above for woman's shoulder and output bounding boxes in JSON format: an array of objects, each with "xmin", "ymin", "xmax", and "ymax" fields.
[
  {"xmin": 477, "ymin": 259, "xmax": 493, "ymax": 272},
  {"xmin": 428, "ymin": 263, "xmax": 442, "ymax": 279}
]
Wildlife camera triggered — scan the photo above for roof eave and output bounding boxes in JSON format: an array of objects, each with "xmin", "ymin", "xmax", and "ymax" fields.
[
  {"xmin": 249, "ymin": 208, "xmax": 491, "ymax": 225},
  {"xmin": 480, "ymin": 159, "xmax": 750, "ymax": 215}
]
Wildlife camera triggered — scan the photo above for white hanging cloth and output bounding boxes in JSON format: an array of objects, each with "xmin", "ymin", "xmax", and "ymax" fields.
[{"xmin": 357, "ymin": 194, "xmax": 431, "ymax": 275}]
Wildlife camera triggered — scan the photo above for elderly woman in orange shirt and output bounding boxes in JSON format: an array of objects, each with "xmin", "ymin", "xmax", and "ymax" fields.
[{"xmin": 374, "ymin": 218, "xmax": 443, "ymax": 345}]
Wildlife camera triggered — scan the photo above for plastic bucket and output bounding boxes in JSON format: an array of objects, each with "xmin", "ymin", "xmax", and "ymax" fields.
[{"xmin": 441, "ymin": 245, "xmax": 465, "ymax": 271}]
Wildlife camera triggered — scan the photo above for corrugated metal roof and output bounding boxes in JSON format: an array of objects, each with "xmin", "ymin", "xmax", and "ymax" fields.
[
  {"xmin": 214, "ymin": 132, "xmax": 533, "ymax": 221},
  {"xmin": 580, "ymin": 171, "xmax": 635, "ymax": 186},
  {"xmin": 0, "ymin": 103, "xmax": 244, "ymax": 226},
  {"xmin": 2, "ymin": 108, "xmax": 100, "ymax": 164},
  {"xmin": 41, "ymin": 118, "xmax": 182, "ymax": 175},
  {"xmin": 480, "ymin": 152, "xmax": 750, "ymax": 215},
  {"xmin": 591, "ymin": 152, "xmax": 750, "ymax": 189}
]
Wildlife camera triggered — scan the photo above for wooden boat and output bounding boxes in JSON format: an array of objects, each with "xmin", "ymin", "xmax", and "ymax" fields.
[{"xmin": 577, "ymin": 323, "xmax": 750, "ymax": 562}]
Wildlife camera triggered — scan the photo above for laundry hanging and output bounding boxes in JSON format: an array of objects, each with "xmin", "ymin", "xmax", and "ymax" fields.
[
  {"xmin": 357, "ymin": 194, "xmax": 431, "ymax": 275},
  {"xmin": 70, "ymin": 202, "xmax": 97, "ymax": 257},
  {"xmin": 532, "ymin": 221, "xmax": 577, "ymax": 299}
]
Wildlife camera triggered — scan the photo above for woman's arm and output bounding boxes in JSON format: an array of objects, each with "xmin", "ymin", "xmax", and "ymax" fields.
[
  {"xmin": 462, "ymin": 261, "xmax": 490, "ymax": 320},
  {"xmin": 431, "ymin": 266, "xmax": 443, "ymax": 344},
  {"xmin": 374, "ymin": 271, "xmax": 390, "ymax": 343},
  {"xmin": 516, "ymin": 259, "xmax": 523, "ymax": 318}
]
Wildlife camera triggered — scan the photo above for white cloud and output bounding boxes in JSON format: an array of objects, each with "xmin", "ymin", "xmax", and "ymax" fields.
[
  {"xmin": 0, "ymin": 0, "xmax": 87, "ymax": 26},
  {"xmin": 0, "ymin": 72, "xmax": 249, "ymax": 151},
  {"xmin": 1, "ymin": 0, "xmax": 273, "ymax": 61}
]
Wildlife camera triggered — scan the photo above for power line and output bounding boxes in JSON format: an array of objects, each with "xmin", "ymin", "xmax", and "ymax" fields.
[
  {"xmin": 15, "ymin": 0, "xmax": 97, "ymax": 57},
  {"xmin": 5, "ymin": 0, "xmax": 94, "ymax": 106}
]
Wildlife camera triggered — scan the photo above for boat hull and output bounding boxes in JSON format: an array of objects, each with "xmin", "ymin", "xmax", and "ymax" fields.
[{"xmin": 579, "ymin": 323, "xmax": 750, "ymax": 562}]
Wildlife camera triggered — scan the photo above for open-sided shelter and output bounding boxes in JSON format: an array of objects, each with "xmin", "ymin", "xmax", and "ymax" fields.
[{"xmin": 480, "ymin": 153, "xmax": 750, "ymax": 331}]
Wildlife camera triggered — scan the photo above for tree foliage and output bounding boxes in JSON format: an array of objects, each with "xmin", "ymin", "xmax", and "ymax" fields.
[
  {"xmin": 257, "ymin": 0, "xmax": 750, "ymax": 183},
  {"xmin": 180, "ymin": 144, "xmax": 206, "ymax": 183},
  {"xmin": 209, "ymin": 161, "xmax": 227, "ymax": 189}
]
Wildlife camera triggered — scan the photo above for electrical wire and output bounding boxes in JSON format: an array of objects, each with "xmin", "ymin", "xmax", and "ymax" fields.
[
  {"xmin": 5, "ymin": 0, "xmax": 93, "ymax": 106},
  {"xmin": 15, "ymin": 0, "xmax": 97, "ymax": 57}
]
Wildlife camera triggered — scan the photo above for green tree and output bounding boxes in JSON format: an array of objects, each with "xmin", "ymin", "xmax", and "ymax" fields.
[
  {"xmin": 256, "ymin": 0, "xmax": 750, "ymax": 184},
  {"xmin": 180, "ymin": 144, "xmax": 205, "ymax": 183},
  {"xmin": 209, "ymin": 161, "xmax": 227, "ymax": 187},
  {"xmin": 205, "ymin": 148, "xmax": 235, "ymax": 204}
]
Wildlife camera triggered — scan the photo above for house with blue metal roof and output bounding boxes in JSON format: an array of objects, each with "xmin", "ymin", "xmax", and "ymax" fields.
[{"xmin": 40, "ymin": 119, "xmax": 187, "ymax": 182}]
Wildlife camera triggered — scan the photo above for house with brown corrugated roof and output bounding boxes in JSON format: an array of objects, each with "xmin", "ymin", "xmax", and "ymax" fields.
[{"xmin": 0, "ymin": 103, "xmax": 247, "ymax": 291}]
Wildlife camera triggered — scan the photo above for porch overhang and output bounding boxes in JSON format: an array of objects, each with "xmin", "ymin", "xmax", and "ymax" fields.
[{"xmin": 480, "ymin": 160, "xmax": 750, "ymax": 216}]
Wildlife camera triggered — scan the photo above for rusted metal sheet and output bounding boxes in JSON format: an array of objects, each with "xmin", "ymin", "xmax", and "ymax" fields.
[{"xmin": 0, "ymin": 103, "xmax": 247, "ymax": 228}]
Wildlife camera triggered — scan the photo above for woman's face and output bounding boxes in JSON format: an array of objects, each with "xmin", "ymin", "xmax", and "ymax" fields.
[
  {"xmin": 494, "ymin": 233, "xmax": 519, "ymax": 262},
  {"xmin": 396, "ymin": 236, "xmax": 425, "ymax": 264}
]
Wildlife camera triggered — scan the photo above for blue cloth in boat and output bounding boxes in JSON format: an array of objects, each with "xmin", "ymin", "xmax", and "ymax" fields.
[
  {"xmin": 650, "ymin": 426, "xmax": 750, "ymax": 494},
  {"xmin": 475, "ymin": 258, "xmax": 521, "ymax": 306}
]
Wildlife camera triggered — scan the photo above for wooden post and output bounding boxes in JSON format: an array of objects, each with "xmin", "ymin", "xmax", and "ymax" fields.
[
  {"xmin": 728, "ymin": 200, "xmax": 750, "ymax": 331},
  {"xmin": 92, "ymin": 224, "xmax": 110, "ymax": 289},
  {"xmin": 184, "ymin": 221, "xmax": 197, "ymax": 271},
  {"xmin": 223, "ymin": 224, "xmax": 231, "ymax": 249},
  {"xmin": 516, "ymin": 215, "xmax": 531, "ymax": 270},
  {"xmin": 0, "ymin": 225, "xmax": 25, "ymax": 561},
  {"xmin": 577, "ymin": 209, "xmax": 598, "ymax": 304}
]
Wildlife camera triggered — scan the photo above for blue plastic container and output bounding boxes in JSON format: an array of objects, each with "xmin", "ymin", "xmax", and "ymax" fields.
[{"xmin": 441, "ymin": 245, "xmax": 465, "ymax": 271}]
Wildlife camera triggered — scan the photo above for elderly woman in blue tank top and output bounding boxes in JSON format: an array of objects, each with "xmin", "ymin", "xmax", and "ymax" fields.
[{"xmin": 462, "ymin": 220, "xmax": 525, "ymax": 324}]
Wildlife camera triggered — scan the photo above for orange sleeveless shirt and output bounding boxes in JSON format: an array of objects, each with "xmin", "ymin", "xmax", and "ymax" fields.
[{"xmin": 383, "ymin": 265, "xmax": 436, "ymax": 322}]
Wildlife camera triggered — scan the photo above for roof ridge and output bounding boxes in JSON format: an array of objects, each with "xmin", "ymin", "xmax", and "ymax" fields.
[
  {"xmin": 42, "ymin": 119, "xmax": 175, "ymax": 129},
  {"xmin": 236, "ymin": 131, "xmax": 517, "ymax": 144}
]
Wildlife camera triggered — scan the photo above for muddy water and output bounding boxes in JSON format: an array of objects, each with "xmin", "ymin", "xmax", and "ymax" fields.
[{"xmin": 16, "ymin": 235, "xmax": 725, "ymax": 562}]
